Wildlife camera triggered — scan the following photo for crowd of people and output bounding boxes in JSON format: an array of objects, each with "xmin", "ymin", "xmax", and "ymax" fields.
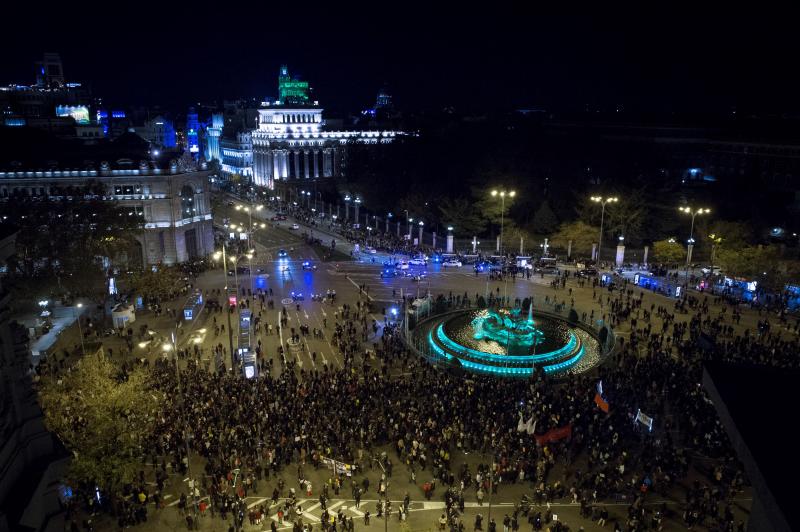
[{"xmin": 49, "ymin": 245, "xmax": 800, "ymax": 532}]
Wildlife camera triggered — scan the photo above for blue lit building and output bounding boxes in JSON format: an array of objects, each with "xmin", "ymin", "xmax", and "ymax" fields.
[
  {"xmin": 185, "ymin": 107, "xmax": 199, "ymax": 155},
  {"xmin": 134, "ymin": 116, "xmax": 176, "ymax": 148},
  {"xmin": 206, "ymin": 113, "xmax": 223, "ymax": 162}
]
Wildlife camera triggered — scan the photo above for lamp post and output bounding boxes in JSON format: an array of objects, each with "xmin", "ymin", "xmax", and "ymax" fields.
[
  {"xmin": 344, "ymin": 195, "xmax": 351, "ymax": 221},
  {"xmin": 679, "ymin": 206, "xmax": 710, "ymax": 285},
  {"xmin": 590, "ymin": 196, "xmax": 618, "ymax": 264},
  {"xmin": 213, "ymin": 244, "xmax": 236, "ymax": 369},
  {"xmin": 354, "ymin": 197, "xmax": 362, "ymax": 224},
  {"xmin": 408, "ymin": 217, "xmax": 413, "ymax": 239},
  {"xmin": 418, "ymin": 220, "xmax": 424, "ymax": 246},
  {"xmin": 491, "ymin": 189, "xmax": 516, "ymax": 255},
  {"xmin": 386, "ymin": 213, "xmax": 392, "ymax": 233},
  {"xmin": 74, "ymin": 303, "xmax": 86, "ymax": 356}
]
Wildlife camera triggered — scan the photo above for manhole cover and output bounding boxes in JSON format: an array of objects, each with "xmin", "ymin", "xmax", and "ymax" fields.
[{"xmin": 281, "ymin": 298, "xmax": 293, "ymax": 305}]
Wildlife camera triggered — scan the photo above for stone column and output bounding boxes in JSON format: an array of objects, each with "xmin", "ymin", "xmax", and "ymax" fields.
[
  {"xmin": 313, "ymin": 150, "xmax": 320, "ymax": 178},
  {"xmin": 446, "ymin": 234, "xmax": 454, "ymax": 253},
  {"xmin": 643, "ymin": 245, "xmax": 649, "ymax": 266},
  {"xmin": 616, "ymin": 243, "xmax": 625, "ymax": 267},
  {"xmin": 303, "ymin": 150, "xmax": 310, "ymax": 179},
  {"xmin": 432, "ymin": 232, "xmax": 437, "ymax": 249},
  {"xmin": 293, "ymin": 151, "xmax": 300, "ymax": 180},
  {"xmin": 567, "ymin": 239, "xmax": 572, "ymax": 259},
  {"xmin": 397, "ymin": 221, "xmax": 401, "ymax": 236}
]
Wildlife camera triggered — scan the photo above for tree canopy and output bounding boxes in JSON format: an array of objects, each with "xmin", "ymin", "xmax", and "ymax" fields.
[
  {"xmin": 5, "ymin": 195, "xmax": 143, "ymax": 300},
  {"xmin": 651, "ymin": 239, "xmax": 686, "ymax": 264},
  {"xmin": 39, "ymin": 352, "xmax": 160, "ymax": 497},
  {"xmin": 549, "ymin": 221, "xmax": 599, "ymax": 256}
]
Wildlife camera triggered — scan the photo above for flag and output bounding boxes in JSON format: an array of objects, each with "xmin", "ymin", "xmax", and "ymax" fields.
[
  {"xmin": 634, "ymin": 409, "xmax": 654, "ymax": 431},
  {"xmin": 534, "ymin": 424, "xmax": 572, "ymax": 445},
  {"xmin": 525, "ymin": 417, "xmax": 537, "ymax": 435},
  {"xmin": 517, "ymin": 413, "xmax": 526, "ymax": 432},
  {"xmin": 594, "ymin": 393, "xmax": 609, "ymax": 413}
]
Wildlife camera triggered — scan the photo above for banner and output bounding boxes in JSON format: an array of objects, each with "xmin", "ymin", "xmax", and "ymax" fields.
[
  {"xmin": 634, "ymin": 409, "xmax": 654, "ymax": 432},
  {"xmin": 322, "ymin": 457, "xmax": 356, "ymax": 477},
  {"xmin": 534, "ymin": 424, "xmax": 572, "ymax": 445},
  {"xmin": 594, "ymin": 393, "xmax": 610, "ymax": 413}
]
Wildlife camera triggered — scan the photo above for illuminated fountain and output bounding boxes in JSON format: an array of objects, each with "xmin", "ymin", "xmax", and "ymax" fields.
[
  {"xmin": 416, "ymin": 304, "xmax": 604, "ymax": 378},
  {"xmin": 471, "ymin": 306, "xmax": 544, "ymax": 356}
]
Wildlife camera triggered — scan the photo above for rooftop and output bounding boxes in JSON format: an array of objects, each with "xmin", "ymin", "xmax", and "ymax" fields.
[{"xmin": 703, "ymin": 362, "xmax": 797, "ymax": 532}]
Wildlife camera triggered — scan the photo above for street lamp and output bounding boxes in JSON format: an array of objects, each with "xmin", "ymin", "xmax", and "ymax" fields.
[
  {"xmin": 407, "ymin": 215, "xmax": 413, "ymax": 239},
  {"xmin": 386, "ymin": 212, "xmax": 392, "ymax": 233},
  {"xmin": 590, "ymin": 196, "xmax": 618, "ymax": 264},
  {"xmin": 212, "ymin": 245, "xmax": 235, "ymax": 368},
  {"xmin": 74, "ymin": 303, "xmax": 86, "ymax": 356},
  {"xmin": 344, "ymin": 195, "xmax": 351, "ymax": 221},
  {"xmin": 418, "ymin": 220, "xmax": 424, "ymax": 245},
  {"xmin": 491, "ymin": 189, "xmax": 516, "ymax": 255},
  {"xmin": 354, "ymin": 197, "xmax": 362, "ymax": 225},
  {"xmin": 679, "ymin": 206, "xmax": 710, "ymax": 281}
]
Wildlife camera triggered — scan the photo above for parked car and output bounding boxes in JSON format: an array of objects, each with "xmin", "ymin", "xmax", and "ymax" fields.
[
  {"xmin": 409, "ymin": 258, "xmax": 427, "ymax": 267},
  {"xmin": 395, "ymin": 261, "xmax": 410, "ymax": 270},
  {"xmin": 701, "ymin": 266, "xmax": 723, "ymax": 275},
  {"xmin": 577, "ymin": 268, "xmax": 598, "ymax": 277},
  {"xmin": 535, "ymin": 265, "xmax": 559, "ymax": 274},
  {"xmin": 443, "ymin": 259, "xmax": 462, "ymax": 268}
]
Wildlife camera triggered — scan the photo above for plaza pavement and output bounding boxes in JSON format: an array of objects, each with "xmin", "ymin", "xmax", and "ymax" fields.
[{"xmin": 37, "ymin": 205, "xmax": 781, "ymax": 531}]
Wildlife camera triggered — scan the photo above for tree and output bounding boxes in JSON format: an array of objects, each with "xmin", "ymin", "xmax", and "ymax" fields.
[
  {"xmin": 652, "ymin": 239, "xmax": 686, "ymax": 264},
  {"xmin": 549, "ymin": 221, "xmax": 599, "ymax": 257},
  {"xmin": 531, "ymin": 201, "xmax": 559, "ymax": 235},
  {"xmin": 39, "ymin": 352, "xmax": 160, "ymax": 499},
  {"xmin": 6, "ymin": 198, "xmax": 144, "ymax": 301},
  {"xmin": 707, "ymin": 220, "xmax": 754, "ymax": 250},
  {"xmin": 437, "ymin": 197, "xmax": 486, "ymax": 236},
  {"xmin": 124, "ymin": 266, "xmax": 184, "ymax": 304}
]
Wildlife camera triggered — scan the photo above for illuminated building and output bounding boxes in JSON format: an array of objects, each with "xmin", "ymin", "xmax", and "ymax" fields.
[
  {"xmin": 206, "ymin": 113, "xmax": 223, "ymax": 162},
  {"xmin": 278, "ymin": 65, "xmax": 310, "ymax": 105},
  {"xmin": 251, "ymin": 66, "xmax": 401, "ymax": 189},
  {"xmin": 35, "ymin": 52, "xmax": 65, "ymax": 88},
  {"xmin": 0, "ymin": 161, "xmax": 214, "ymax": 266},
  {"xmin": 185, "ymin": 107, "xmax": 199, "ymax": 154},
  {"xmin": 220, "ymin": 132, "xmax": 253, "ymax": 179},
  {"xmin": 135, "ymin": 115, "xmax": 177, "ymax": 148}
]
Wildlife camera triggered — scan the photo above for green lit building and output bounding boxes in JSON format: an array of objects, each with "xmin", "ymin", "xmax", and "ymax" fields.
[{"xmin": 278, "ymin": 65, "xmax": 310, "ymax": 105}]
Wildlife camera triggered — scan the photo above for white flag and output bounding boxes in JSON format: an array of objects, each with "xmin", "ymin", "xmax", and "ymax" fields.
[
  {"xmin": 526, "ymin": 417, "xmax": 537, "ymax": 435},
  {"xmin": 517, "ymin": 413, "xmax": 526, "ymax": 432}
]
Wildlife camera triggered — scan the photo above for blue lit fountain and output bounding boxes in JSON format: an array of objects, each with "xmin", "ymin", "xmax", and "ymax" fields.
[
  {"xmin": 419, "ymin": 303, "xmax": 602, "ymax": 378},
  {"xmin": 471, "ymin": 305, "xmax": 544, "ymax": 356}
]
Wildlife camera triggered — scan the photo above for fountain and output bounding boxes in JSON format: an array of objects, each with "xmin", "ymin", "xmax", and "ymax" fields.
[
  {"xmin": 415, "ymin": 303, "xmax": 604, "ymax": 378},
  {"xmin": 471, "ymin": 305, "xmax": 544, "ymax": 356}
]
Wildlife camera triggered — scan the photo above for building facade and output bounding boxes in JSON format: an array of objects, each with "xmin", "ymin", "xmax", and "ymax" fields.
[
  {"xmin": 206, "ymin": 113, "xmax": 223, "ymax": 162},
  {"xmin": 0, "ymin": 162, "xmax": 213, "ymax": 266},
  {"xmin": 251, "ymin": 105, "xmax": 398, "ymax": 189},
  {"xmin": 0, "ymin": 228, "xmax": 54, "ymax": 532},
  {"xmin": 220, "ymin": 131, "xmax": 253, "ymax": 179}
]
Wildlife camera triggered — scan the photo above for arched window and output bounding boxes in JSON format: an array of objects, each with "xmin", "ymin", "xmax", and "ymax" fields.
[{"xmin": 180, "ymin": 185, "xmax": 196, "ymax": 218}]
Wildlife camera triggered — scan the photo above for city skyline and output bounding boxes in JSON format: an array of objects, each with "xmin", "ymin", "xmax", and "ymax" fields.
[{"xmin": 2, "ymin": 11, "xmax": 799, "ymax": 114}]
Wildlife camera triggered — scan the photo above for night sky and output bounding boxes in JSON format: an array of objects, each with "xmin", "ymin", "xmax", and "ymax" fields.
[{"xmin": 1, "ymin": 8, "xmax": 798, "ymax": 115}]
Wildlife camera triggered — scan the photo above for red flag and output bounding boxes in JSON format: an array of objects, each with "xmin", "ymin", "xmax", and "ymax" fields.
[
  {"xmin": 534, "ymin": 424, "xmax": 573, "ymax": 445},
  {"xmin": 594, "ymin": 393, "xmax": 610, "ymax": 413}
]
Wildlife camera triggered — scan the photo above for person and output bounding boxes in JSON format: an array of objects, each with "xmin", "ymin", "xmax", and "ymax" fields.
[
  {"xmin": 364, "ymin": 510, "xmax": 370, "ymax": 525},
  {"xmin": 439, "ymin": 513, "xmax": 448, "ymax": 530},
  {"xmin": 474, "ymin": 513, "xmax": 483, "ymax": 531}
]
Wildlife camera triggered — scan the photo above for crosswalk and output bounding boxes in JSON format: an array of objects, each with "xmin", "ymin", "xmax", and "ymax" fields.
[{"xmin": 248, "ymin": 497, "xmax": 517, "ymax": 530}]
